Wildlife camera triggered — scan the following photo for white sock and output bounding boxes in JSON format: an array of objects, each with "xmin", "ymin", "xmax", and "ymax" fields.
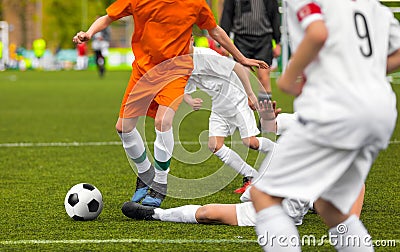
[
  {"xmin": 153, "ymin": 168, "xmax": 169, "ymax": 185},
  {"xmin": 256, "ymin": 137, "xmax": 276, "ymax": 153},
  {"xmin": 256, "ymin": 205, "xmax": 301, "ymax": 252},
  {"xmin": 153, "ymin": 205, "xmax": 201, "ymax": 223},
  {"xmin": 329, "ymin": 215, "xmax": 374, "ymax": 252},
  {"xmin": 154, "ymin": 127, "xmax": 174, "ymax": 164},
  {"xmin": 119, "ymin": 129, "xmax": 151, "ymax": 173},
  {"xmin": 153, "ymin": 128, "xmax": 174, "ymax": 184},
  {"xmin": 214, "ymin": 145, "xmax": 258, "ymax": 178}
]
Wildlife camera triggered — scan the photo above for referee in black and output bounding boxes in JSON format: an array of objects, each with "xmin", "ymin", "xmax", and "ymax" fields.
[{"xmin": 220, "ymin": 0, "xmax": 281, "ymax": 101}]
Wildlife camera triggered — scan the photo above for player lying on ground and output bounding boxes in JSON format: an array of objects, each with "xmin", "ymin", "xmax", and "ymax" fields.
[
  {"xmin": 183, "ymin": 40, "xmax": 279, "ymax": 193},
  {"xmin": 121, "ymin": 182, "xmax": 365, "ymax": 226},
  {"xmin": 122, "ymin": 198, "xmax": 309, "ymax": 226},
  {"xmin": 121, "ymin": 101, "xmax": 366, "ymax": 225}
]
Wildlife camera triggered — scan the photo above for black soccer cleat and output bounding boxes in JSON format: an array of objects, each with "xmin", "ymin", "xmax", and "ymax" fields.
[{"xmin": 122, "ymin": 201, "xmax": 156, "ymax": 220}]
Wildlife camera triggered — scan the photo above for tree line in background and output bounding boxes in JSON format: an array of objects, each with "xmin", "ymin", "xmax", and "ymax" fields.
[
  {"xmin": 0, "ymin": 0, "xmax": 114, "ymax": 50},
  {"xmin": 0, "ymin": 0, "xmax": 398, "ymax": 51}
]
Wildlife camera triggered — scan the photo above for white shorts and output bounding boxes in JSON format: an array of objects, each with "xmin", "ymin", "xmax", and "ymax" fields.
[
  {"xmin": 209, "ymin": 109, "xmax": 259, "ymax": 139},
  {"xmin": 253, "ymin": 120, "xmax": 380, "ymax": 214},
  {"xmin": 236, "ymin": 202, "xmax": 257, "ymax": 226},
  {"xmin": 236, "ymin": 199, "xmax": 309, "ymax": 227},
  {"xmin": 276, "ymin": 113, "xmax": 298, "ymax": 135}
]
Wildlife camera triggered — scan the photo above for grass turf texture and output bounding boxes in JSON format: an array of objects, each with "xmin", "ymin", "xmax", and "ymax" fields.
[{"xmin": 0, "ymin": 70, "xmax": 399, "ymax": 251}]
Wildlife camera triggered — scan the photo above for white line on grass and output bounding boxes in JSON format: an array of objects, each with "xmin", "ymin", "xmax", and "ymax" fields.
[
  {"xmin": 0, "ymin": 140, "xmax": 399, "ymax": 148},
  {"xmin": 0, "ymin": 141, "xmax": 212, "ymax": 148},
  {"xmin": 1, "ymin": 239, "xmax": 399, "ymax": 247},
  {"xmin": 0, "ymin": 238, "xmax": 256, "ymax": 245},
  {"xmin": 0, "ymin": 141, "xmax": 122, "ymax": 148}
]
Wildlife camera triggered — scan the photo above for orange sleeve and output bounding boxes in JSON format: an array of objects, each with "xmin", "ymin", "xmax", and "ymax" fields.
[
  {"xmin": 106, "ymin": 0, "xmax": 135, "ymax": 20},
  {"xmin": 196, "ymin": 2, "xmax": 217, "ymax": 30}
]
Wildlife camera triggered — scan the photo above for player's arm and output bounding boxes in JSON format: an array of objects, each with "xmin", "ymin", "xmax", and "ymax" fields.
[
  {"xmin": 387, "ymin": 48, "xmax": 400, "ymax": 74},
  {"xmin": 183, "ymin": 93, "xmax": 203, "ymax": 111},
  {"xmin": 208, "ymin": 26, "xmax": 269, "ymax": 69},
  {"xmin": 277, "ymin": 20, "xmax": 328, "ymax": 96},
  {"xmin": 73, "ymin": 15, "xmax": 114, "ymax": 44},
  {"xmin": 233, "ymin": 63, "xmax": 258, "ymax": 110}
]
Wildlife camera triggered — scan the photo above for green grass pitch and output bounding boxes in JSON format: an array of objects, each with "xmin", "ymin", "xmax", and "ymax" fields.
[{"xmin": 0, "ymin": 70, "xmax": 399, "ymax": 251}]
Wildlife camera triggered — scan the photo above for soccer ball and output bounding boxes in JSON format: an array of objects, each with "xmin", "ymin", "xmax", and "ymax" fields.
[{"xmin": 64, "ymin": 183, "xmax": 103, "ymax": 221}]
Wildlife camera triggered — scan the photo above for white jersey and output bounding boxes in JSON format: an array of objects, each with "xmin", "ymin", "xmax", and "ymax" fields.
[
  {"xmin": 286, "ymin": 0, "xmax": 400, "ymax": 149},
  {"xmin": 185, "ymin": 47, "xmax": 249, "ymax": 117}
]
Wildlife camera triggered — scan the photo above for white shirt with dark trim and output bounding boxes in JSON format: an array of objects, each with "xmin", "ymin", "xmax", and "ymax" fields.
[{"xmin": 286, "ymin": 0, "xmax": 400, "ymax": 149}]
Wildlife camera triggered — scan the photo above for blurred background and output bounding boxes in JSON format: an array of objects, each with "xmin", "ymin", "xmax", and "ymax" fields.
[{"xmin": 0, "ymin": 0, "xmax": 399, "ymax": 72}]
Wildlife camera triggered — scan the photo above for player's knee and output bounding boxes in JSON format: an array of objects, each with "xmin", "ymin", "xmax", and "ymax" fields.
[
  {"xmin": 208, "ymin": 141, "xmax": 216, "ymax": 153},
  {"xmin": 115, "ymin": 122, "xmax": 122, "ymax": 133},
  {"xmin": 208, "ymin": 141, "xmax": 223, "ymax": 153},
  {"xmin": 242, "ymin": 137, "xmax": 259, "ymax": 150},
  {"xmin": 195, "ymin": 205, "xmax": 212, "ymax": 223},
  {"xmin": 154, "ymin": 118, "xmax": 172, "ymax": 132},
  {"xmin": 116, "ymin": 122, "xmax": 134, "ymax": 133}
]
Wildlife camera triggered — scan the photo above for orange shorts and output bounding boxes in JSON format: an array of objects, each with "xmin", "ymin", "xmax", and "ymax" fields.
[{"xmin": 119, "ymin": 57, "xmax": 193, "ymax": 119}]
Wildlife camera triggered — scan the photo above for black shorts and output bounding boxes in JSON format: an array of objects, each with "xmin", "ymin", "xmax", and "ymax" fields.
[{"xmin": 234, "ymin": 34, "xmax": 273, "ymax": 65}]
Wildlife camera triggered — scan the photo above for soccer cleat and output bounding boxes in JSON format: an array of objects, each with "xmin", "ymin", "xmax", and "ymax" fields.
[
  {"xmin": 141, "ymin": 188, "xmax": 165, "ymax": 207},
  {"xmin": 131, "ymin": 177, "xmax": 149, "ymax": 203},
  {"xmin": 121, "ymin": 202, "xmax": 156, "ymax": 220},
  {"xmin": 234, "ymin": 176, "xmax": 252, "ymax": 194}
]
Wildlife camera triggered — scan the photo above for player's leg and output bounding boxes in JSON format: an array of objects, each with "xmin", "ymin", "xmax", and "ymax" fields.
[
  {"xmin": 208, "ymin": 113, "xmax": 259, "ymax": 180},
  {"xmin": 228, "ymin": 110, "xmax": 265, "ymax": 193},
  {"xmin": 256, "ymin": 35, "xmax": 274, "ymax": 101},
  {"xmin": 141, "ymin": 105, "xmax": 175, "ymax": 207},
  {"xmin": 210, "ymin": 136, "xmax": 258, "ymax": 185},
  {"xmin": 350, "ymin": 184, "xmax": 365, "ymax": 218},
  {"xmin": 257, "ymin": 67, "xmax": 272, "ymax": 100},
  {"xmin": 314, "ymin": 198, "xmax": 373, "ymax": 252},
  {"xmin": 95, "ymin": 50, "xmax": 102, "ymax": 76},
  {"xmin": 122, "ymin": 201, "xmax": 238, "ymax": 225},
  {"xmin": 195, "ymin": 204, "xmax": 238, "ymax": 225},
  {"xmin": 116, "ymin": 117, "xmax": 154, "ymax": 203},
  {"xmin": 122, "ymin": 201, "xmax": 201, "ymax": 223},
  {"xmin": 313, "ymin": 144, "xmax": 378, "ymax": 252},
  {"xmin": 97, "ymin": 51, "xmax": 105, "ymax": 77},
  {"xmin": 242, "ymin": 136, "xmax": 276, "ymax": 154},
  {"xmin": 250, "ymin": 187, "xmax": 301, "ymax": 252},
  {"xmin": 235, "ymin": 105, "xmax": 275, "ymax": 154}
]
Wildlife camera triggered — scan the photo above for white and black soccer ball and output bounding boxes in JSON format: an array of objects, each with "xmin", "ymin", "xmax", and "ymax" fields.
[{"xmin": 64, "ymin": 183, "xmax": 103, "ymax": 221}]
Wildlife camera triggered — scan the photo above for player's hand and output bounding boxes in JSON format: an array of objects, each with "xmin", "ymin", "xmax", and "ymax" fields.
[
  {"xmin": 273, "ymin": 44, "xmax": 281, "ymax": 58},
  {"xmin": 73, "ymin": 31, "xmax": 90, "ymax": 44},
  {"xmin": 191, "ymin": 98, "xmax": 203, "ymax": 111},
  {"xmin": 259, "ymin": 100, "xmax": 275, "ymax": 120},
  {"xmin": 258, "ymin": 100, "xmax": 281, "ymax": 133},
  {"xmin": 259, "ymin": 100, "xmax": 281, "ymax": 119},
  {"xmin": 240, "ymin": 58, "xmax": 269, "ymax": 70},
  {"xmin": 247, "ymin": 94, "xmax": 259, "ymax": 111}
]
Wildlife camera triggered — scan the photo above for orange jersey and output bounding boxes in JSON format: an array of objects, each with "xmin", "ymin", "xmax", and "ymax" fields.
[
  {"xmin": 106, "ymin": 0, "xmax": 217, "ymax": 118},
  {"xmin": 107, "ymin": 0, "xmax": 217, "ymax": 73}
]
